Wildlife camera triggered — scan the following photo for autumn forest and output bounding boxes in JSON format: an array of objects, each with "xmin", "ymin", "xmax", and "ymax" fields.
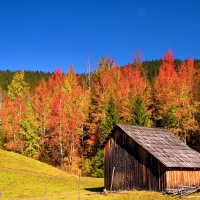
[{"xmin": 0, "ymin": 49, "xmax": 200, "ymax": 177}]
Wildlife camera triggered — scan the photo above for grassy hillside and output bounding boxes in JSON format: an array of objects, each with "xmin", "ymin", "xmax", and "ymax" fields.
[
  {"xmin": 0, "ymin": 149, "xmax": 197, "ymax": 200},
  {"xmin": 0, "ymin": 149, "xmax": 102, "ymax": 200}
]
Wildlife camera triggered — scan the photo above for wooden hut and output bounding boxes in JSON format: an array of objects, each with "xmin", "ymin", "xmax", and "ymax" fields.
[{"xmin": 102, "ymin": 124, "xmax": 200, "ymax": 192}]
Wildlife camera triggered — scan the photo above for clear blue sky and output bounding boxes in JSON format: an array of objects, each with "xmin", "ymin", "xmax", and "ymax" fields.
[{"xmin": 0, "ymin": 0, "xmax": 200, "ymax": 74}]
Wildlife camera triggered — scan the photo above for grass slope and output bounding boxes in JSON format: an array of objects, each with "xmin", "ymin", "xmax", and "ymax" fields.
[{"xmin": 0, "ymin": 149, "xmax": 197, "ymax": 200}]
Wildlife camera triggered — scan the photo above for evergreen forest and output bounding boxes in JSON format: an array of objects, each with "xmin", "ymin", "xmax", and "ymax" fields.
[{"xmin": 0, "ymin": 49, "xmax": 200, "ymax": 177}]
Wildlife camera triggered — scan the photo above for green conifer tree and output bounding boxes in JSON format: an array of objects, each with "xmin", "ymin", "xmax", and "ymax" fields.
[
  {"xmin": 129, "ymin": 94, "xmax": 149, "ymax": 126},
  {"xmin": 100, "ymin": 95, "xmax": 120, "ymax": 142},
  {"xmin": 90, "ymin": 95, "xmax": 120, "ymax": 178}
]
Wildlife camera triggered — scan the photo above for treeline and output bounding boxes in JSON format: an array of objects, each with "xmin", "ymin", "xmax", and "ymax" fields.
[
  {"xmin": 0, "ymin": 70, "xmax": 52, "ymax": 90},
  {"xmin": 2, "ymin": 59, "xmax": 200, "ymax": 90},
  {"xmin": 0, "ymin": 50, "xmax": 200, "ymax": 177}
]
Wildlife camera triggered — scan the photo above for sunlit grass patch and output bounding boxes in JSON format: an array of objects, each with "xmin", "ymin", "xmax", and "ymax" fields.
[{"xmin": 0, "ymin": 149, "xmax": 198, "ymax": 200}]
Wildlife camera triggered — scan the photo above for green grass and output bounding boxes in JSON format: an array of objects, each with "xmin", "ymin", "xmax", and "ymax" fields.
[{"xmin": 0, "ymin": 149, "xmax": 198, "ymax": 200}]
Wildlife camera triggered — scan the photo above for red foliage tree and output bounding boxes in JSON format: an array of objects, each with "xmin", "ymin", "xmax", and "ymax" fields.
[
  {"xmin": 1, "ymin": 97, "xmax": 26, "ymax": 153},
  {"xmin": 154, "ymin": 50, "xmax": 199, "ymax": 143}
]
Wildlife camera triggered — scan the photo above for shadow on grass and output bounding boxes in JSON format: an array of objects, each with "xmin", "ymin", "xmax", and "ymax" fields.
[{"xmin": 84, "ymin": 187, "xmax": 104, "ymax": 192}]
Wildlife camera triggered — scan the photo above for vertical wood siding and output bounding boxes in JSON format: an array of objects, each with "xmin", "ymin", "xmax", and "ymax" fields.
[
  {"xmin": 166, "ymin": 169, "xmax": 200, "ymax": 189},
  {"xmin": 104, "ymin": 128, "xmax": 167, "ymax": 191}
]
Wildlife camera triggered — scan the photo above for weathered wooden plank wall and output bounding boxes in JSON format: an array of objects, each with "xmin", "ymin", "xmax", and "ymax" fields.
[
  {"xmin": 104, "ymin": 128, "xmax": 167, "ymax": 191},
  {"xmin": 166, "ymin": 169, "xmax": 200, "ymax": 189}
]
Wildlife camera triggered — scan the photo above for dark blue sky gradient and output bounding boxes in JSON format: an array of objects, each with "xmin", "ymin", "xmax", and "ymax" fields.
[{"xmin": 0, "ymin": 0, "xmax": 200, "ymax": 73}]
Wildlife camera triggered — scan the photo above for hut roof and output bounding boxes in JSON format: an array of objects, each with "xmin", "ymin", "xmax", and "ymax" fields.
[{"xmin": 102, "ymin": 124, "xmax": 200, "ymax": 168}]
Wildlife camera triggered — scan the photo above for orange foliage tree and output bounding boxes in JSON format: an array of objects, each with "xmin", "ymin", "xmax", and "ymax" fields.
[
  {"xmin": 154, "ymin": 50, "xmax": 199, "ymax": 143},
  {"xmin": 33, "ymin": 66, "xmax": 89, "ymax": 170},
  {"xmin": 87, "ymin": 55, "xmax": 152, "ymax": 154}
]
